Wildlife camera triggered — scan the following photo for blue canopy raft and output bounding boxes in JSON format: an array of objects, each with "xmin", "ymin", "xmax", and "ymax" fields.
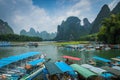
[
  {"xmin": 93, "ymin": 56, "xmax": 111, "ymax": 67},
  {"xmin": 0, "ymin": 52, "xmax": 44, "ymax": 80}
]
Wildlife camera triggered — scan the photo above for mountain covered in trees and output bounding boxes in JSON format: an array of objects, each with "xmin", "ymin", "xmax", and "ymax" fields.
[
  {"xmin": 0, "ymin": 19, "xmax": 14, "ymax": 34},
  {"xmin": 90, "ymin": 5, "xmax": 110, "ymax": 34},
  {"xmin": 20, "ymin": 28, "xmax": 56, "ymax": 40},
  {"xmin": 98, "ymin": 14, "xmax": 120, "ymax": 44},
  {"xmin": 55, "ymin": 2, "xmax": 120, "ymax": 41},
  {"xmin": 90, "ymin": 2, "xmax": 120, "ymax": 34},
  {"xmin": 55, "ymin": 16, "xmax": 91, "ymax": 41},
  {"xmin": 111, "ymin": 1, "xmax": 120, "ymax": 14}
]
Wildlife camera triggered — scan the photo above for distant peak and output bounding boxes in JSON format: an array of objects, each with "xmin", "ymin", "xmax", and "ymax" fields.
[
  {"xmin": 66, "ymin": 16, "xmax": 81, "ymax": 24},
  {"xmin": 83, "ymin": 18, "xmax": 90, "ymax": 26},
  {"xmin": 83, "ymin": 18, "xmax": 89, "ymax": 23},
  {"xmin": 101, "ymin": 4, "xmax": 110, "ymax": 10},
  {"xmin": 30, "ymin": 27, "xmax": 35, "ymax": 31},
  {"xmin": 67, "ymin": 16, "xmax": 80, "ymax": 21}
]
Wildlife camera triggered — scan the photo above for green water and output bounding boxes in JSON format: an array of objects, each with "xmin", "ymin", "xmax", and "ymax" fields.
[{"xmin": 0, "ymin": 42, "xmax": 120, "ymax": 64}]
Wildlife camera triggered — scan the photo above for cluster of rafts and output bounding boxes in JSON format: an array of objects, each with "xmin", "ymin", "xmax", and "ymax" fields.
[
  {"xmin": 64, "ymin": 44, "xmax": 112, "ymax": 51},
  {"xmin": 0, "ymin": 52, "xmax": 120, "ymax": 80},
  {"xmin": 0, "ymin": 41, "xmax": 11, "ymax": 47}
]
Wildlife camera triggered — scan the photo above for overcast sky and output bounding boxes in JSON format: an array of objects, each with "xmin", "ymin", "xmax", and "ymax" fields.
[{"xmin": 0, "ymin": 0, "xmax": 120, "ymax": 34}]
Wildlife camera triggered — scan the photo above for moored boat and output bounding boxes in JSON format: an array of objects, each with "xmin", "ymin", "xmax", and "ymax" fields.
[
  {"xmin": 0, "ymin": 52, "xmax": 43, "ymax": 80},
  {"xmin": 0, "ymin": 41, "xmax": 11, "ymax": 47},
  {"xmin": 81, "ymin": 64, "xmax": 114, "ymax": 79},
  {"xmin": 28, "ymin": 42, "xmax": 38, "ymax": 47},
  {"xmin": 102, "ymin": 66, "xmax": 120, "ymax": 79},
  {"xmin": 70, "ymin": 64, "xmax": 101, "ymax": 80}
]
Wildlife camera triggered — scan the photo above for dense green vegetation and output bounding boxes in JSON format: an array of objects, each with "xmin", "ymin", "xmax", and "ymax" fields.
[
  {"xmin": 0, "ymin": 34, "xmax": 42, "ymax": 42},
  {"xmin": 78, "ymin": 34, "xmax": 97, "ymax": 41},
  {"xmin": 97, "ymin": 14, "xmax": 120, "ymax": 44}
]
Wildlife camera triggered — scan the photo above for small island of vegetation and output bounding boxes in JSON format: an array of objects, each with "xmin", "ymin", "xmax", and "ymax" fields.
[{"xmin": 0, "ymin": 34, "xmax": 42, "ymax": 42}]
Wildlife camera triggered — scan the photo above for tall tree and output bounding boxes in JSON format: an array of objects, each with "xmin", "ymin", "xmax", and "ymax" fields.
[{"xmin": 98, "ymin": 14, "xmax": 120, "ymax": 44}]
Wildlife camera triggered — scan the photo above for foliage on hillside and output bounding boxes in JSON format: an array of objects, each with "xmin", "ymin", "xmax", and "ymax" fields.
[
  {"xmin": 97, "ymin": 14, "xmax": 120, "ymax": 44},
  {"xmin": 79, "ymin": 34, "xmax": 97, "ymax": 41},
  {"xmin": 0, "ymin": 34, "xmax": 42, "ymax": 42}
]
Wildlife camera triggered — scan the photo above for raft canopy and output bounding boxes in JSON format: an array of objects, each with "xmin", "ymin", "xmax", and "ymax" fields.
[
  {"xmin": 81, "ymin": 64, "xmax": 107, "ymax": 75},
  {"xmin": 55, "ymin": 61, "xmax": 74, "ymax": 72},
  {"xmin": 70, "ymin": 64, "xmax": 97, "ymax": 78},
  {"xmin": 45, "ymin": 62, "xmax": 63, "ymax": 75},
  {"xmin": 102, "ymin": 66, "xmax": 120, "ymax": 76},
  {"xmin": 81, "ymin": 64, "xmax": 113, "ymax": 78},
  {"xmin": 111, "ymin": 57, "xmax": 120, "ymax": 62},
  {"xmin": 55, "ymin": 61, "xmax": 76, "ymax": 77},
  {"xmin": 0, "ymin": 52, "xmax": 40, "ymax": 68},
  {"xmin": 28, "ymin": 58, "xmax": 45, "ymax": 66},
  {"xmin": 112, "ymin": 66, "xmax": 120, "ymax": 70},
  {"xmin": 62, "ymin": 55, "xmax": 81, "ymax": 61},
  {"xmin": 93, "ymin": 56, "xmax": 111, "ymax": 63}
]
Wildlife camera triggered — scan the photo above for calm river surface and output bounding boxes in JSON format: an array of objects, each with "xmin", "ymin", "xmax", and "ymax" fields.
[{"xmin": 0, "ymin": 41, "xmax": 120, "ymax": 64}]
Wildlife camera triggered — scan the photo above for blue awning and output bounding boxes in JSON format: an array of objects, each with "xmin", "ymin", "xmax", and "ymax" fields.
[
  {"xmin": 45, "ymin": 62, "xmax": 63, "ymax": 75},
  {"xmin": 55, "ymin": 61, "xmax": 73, "ymax": 72},
  {"xmin": 93, "ymin": 56, "xmax": 111, "ymax": 63},
  {"xmin": 101, "ymin": 72, "xmax": 113, "ymax": 78},
  {"xmin": 0, "ymin": 52, "xmax": 40, "ymax": 68},
  {"xmin": 28, "ymin": 58, "xmax": 45, "ymax": 66},
  {"xmin": 55, "ymin": 62, "xmax": 76, "ymax": 77}
]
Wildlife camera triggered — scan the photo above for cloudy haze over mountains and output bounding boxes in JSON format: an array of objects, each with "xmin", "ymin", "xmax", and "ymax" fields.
[{"xmin": 0, "ymin": 0, "xmax": 119, "ymax": 34}]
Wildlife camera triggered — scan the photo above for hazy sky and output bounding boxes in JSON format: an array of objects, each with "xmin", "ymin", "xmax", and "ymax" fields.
[{"xmin": 0, "ymin": 0, "xmax": 119, "ymax": 34}]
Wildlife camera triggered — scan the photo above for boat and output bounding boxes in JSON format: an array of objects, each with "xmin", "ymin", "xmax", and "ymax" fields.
[
  {"xmin": 112, "ymin": 66, "xmax": 120, "ymax": 71},
  {"xmin": 63, "ymin": 55, "xmax": 81, "ymax": 61},
  {"xmin": 111, "ymin": 57, "xmax": 120, "ymax": 62},
  {"xmin": 0, "ymin": 52, "xmax": 44, "ymax": 80},
  {"xmin": 85, "ymin": 45, "xmax": 96, "ymax": 51},
  {"xmin": 55, "ymin": 61, "xmax": 77, "ymax": 79},
  {"xmin": 0, "ymin": 41, "xmax": 11, "ymax": 47},
  {"xmin": 93, "ymin": 56, "xmax": 111, "ymax": 63},
  {"xmin": 111, "ymin": 57, "xmax": 120, "ymax": 66},
  {"xmin": 109, "ymin": 44, "xmax": 120, "ymax": 49},
  {"xmin": 70, "ymin": 64, "xmax": 100, "ymax": 80},
  {"xmin": 21, "ymin": 58, "xmax": 45, "ymax": 80},
  {"xmin": 95, "ymin": 46, "xmax": 102, "ymax": 50},
  {"xmin": 62, "ymin": 55, "xmax": 81, "ymax": 65},
  {"xmin": 43, "ymin": 62, "xmax": 63, "ymax": 80},
  {"xmin": 81, "ymin": 64, "xmax": 114, "ymax": 79},
  {"xmin": 102, "ymin": 66, "xmax": 120, "ymax": 79},
  {"xmin": 28, "ymin": 42, "xmax": 38, "ymax": 47},
  {"xmin": 93, "ymin": 56, "xmax": 112, "ymax": 67},
  {"xmin": 39, "ymin": 61, "xmax": 78, "ymax": 80}
]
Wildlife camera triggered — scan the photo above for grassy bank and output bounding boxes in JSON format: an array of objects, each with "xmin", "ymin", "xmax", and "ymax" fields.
[{"xmin": 55, "ymin": 41, "xmax": 89, "ymax": 46}]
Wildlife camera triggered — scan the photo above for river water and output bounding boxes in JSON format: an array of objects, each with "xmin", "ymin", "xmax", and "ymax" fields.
[{"xmin": 0, "ymin": 42, "xmax": 120, "ymax": 64}]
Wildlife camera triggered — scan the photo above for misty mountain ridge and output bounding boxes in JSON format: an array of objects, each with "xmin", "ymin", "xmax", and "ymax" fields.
[
  {"xmin": 90, "ymin": 2, "xmax": 120, "ymax": 34},
  {"xmin": 55, "ymin": 2, "xmax": 120, "ymax": 41},
  {"xmin": 0, "ymin": 1, "xmax": 120, "ymax": 41},
  {"xmin": 55, "ymin": 16, "xmax": 91, "ymax": 41},
  {"xmin": 0, "ymin": 19, "xmax": 14, "ymax": 34},
  {"xmin": 20, "ymin": 28, "xmax": 56, "ymax": 40}
]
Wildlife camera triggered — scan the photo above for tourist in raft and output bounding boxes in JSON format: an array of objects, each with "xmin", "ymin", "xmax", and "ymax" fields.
[
  {"xmin": 112, "ymin": 61, "xmax": 119, "ymax": 66},
  {"xmin": 65, "ymin": 58, "xmax": 69, "ymax": 64},
  {"xmin": 88, "ymin": 59, "xmax": 96, "ymax": 66},
  {"xmin": 41, "ymin": 53, "xmax": 46, "ymax": 59},
  {"xmin": 107, "ymin": 62, "xmax": 113, "ymax": 67}
]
